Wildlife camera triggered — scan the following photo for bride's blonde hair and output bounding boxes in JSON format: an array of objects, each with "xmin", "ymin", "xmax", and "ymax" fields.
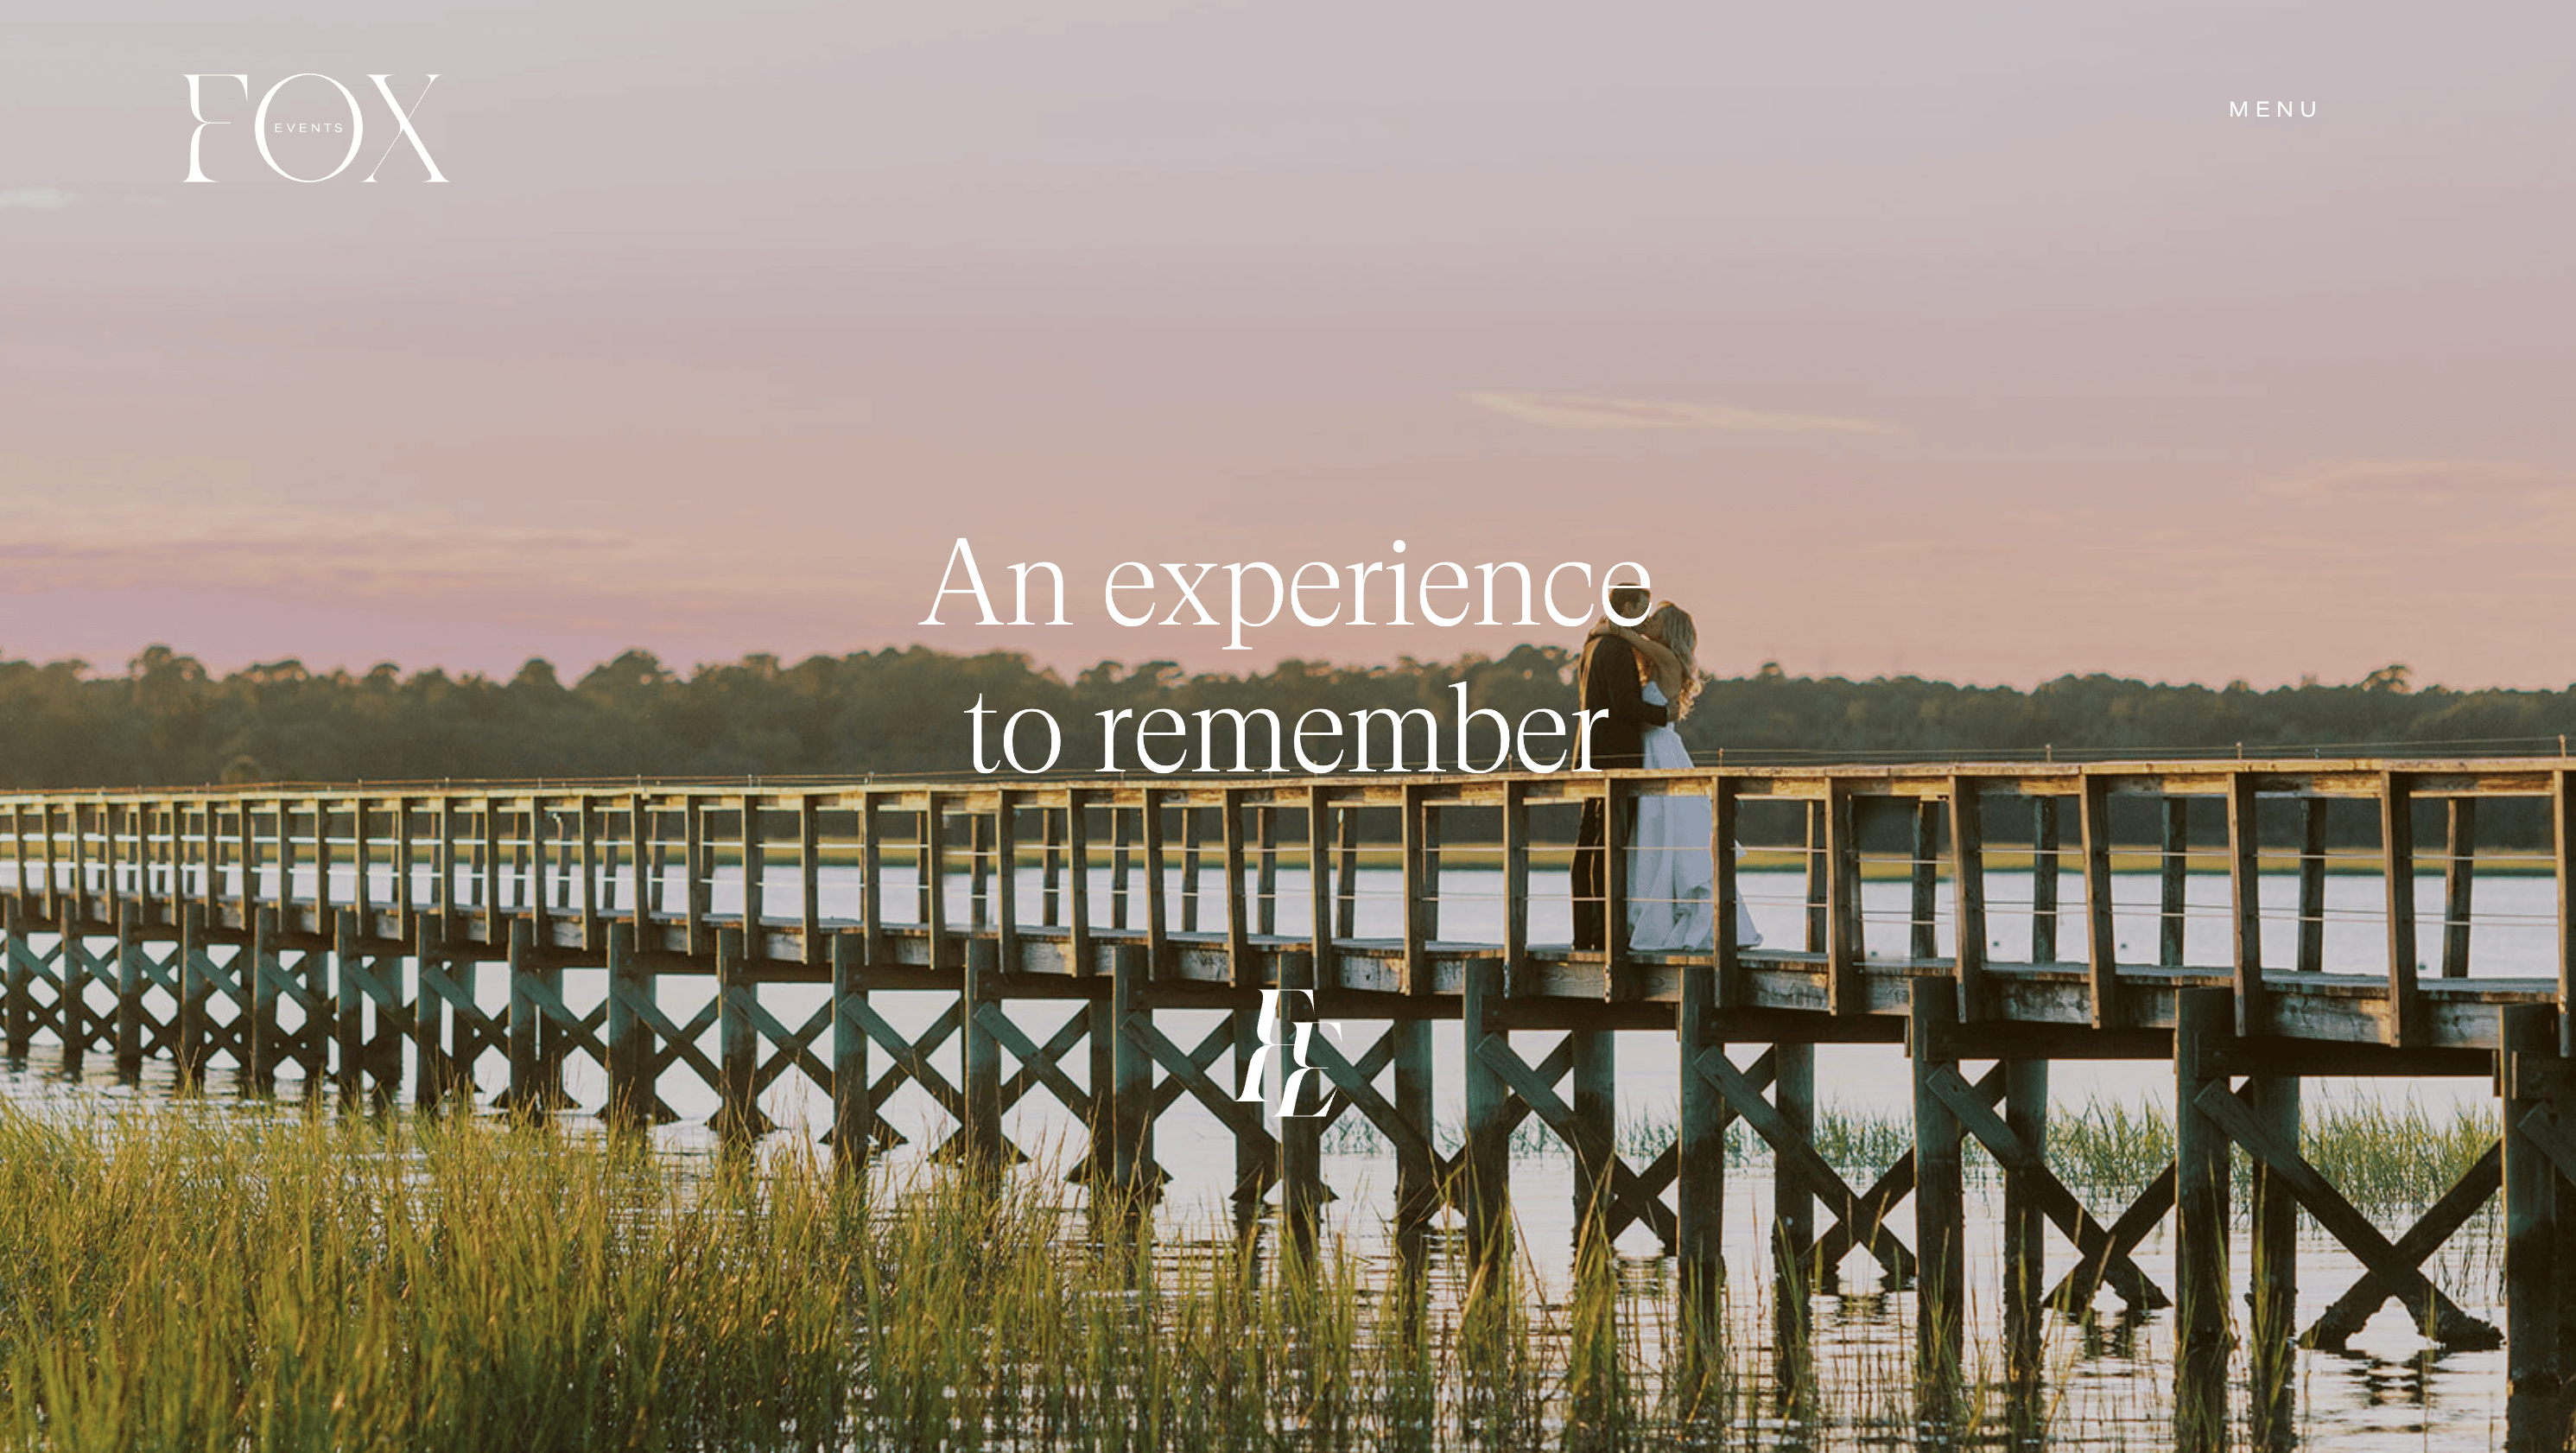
[{"xmin": 1643, "ymin": 603, "xmax": 1701, "ymax": 718}]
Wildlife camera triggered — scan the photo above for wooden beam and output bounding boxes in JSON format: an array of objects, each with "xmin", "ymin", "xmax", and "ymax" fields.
[
  {"xmin": 2384, "ymin": 771, "xmax": 2423, "ymax": 1048},
  {"xmin": 2230, "ymin": 771, "xmax": 2265, "ymax": 1037},
  {"xmin": 2160, "ymin": 796, "xmax": 2187, "ymax": 968},
  {"xmin": 2306, "ymin": 1140, "xmax": 2499, "ymax": 1349},
  {"xmin": 2443, "ymin": 796, "xmax": 2476, "ymax": 979},
  {"xmin": 1950, "ymin": 779, "xmax": 1988, "ymax": 1018},
  {"xmin": 2080, "ymin": 775, "xmax": 2117, "ymax": 1030},
  {"xmin": 2030, "ymin": 796, "xmax": 2059, "ymax": 964},
  {"xmin": 1825, "ymin": 781, "xmax": 1860, "ymax": 1013},
  {"xmin": 2196, "ymin": 1078, "xmax": 2497, "ymax": 1348},
  {"xmin": 1927, "ymin": 1063, "xmax": 2167, "ymax": 1310}
]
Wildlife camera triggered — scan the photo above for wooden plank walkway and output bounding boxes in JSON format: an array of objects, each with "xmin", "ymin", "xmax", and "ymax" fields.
[{"xmin": 6, "ymin": 758, "xmax": 2576, "ymax": 1448}]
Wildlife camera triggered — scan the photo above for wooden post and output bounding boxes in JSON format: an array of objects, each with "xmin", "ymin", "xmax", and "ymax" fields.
[
  {"xmin": 310, "ymin": 796, "xmax": 331, "ymax": 917},
  {"xmin": 435, "ymin": 796, "xmax": 458, "ymax": 929},
  {"xmin": 2230, "ymin": 771, "xmax": 2267, "ymax": 1037},
  {"xmin": 1462, "ymin": 955, "xmax": 1511, "ymax": 1277},
  {"xmin": 2174, "ymin": 987, "xmax": 2234, "ymax": 1447},
  {"xmin": 1414, "ymin": 790, "xmax": 1439, "ymax": 988},
  {"xmin": 683, "ymin": 796, "xmax": 707, "ymax": 955},
  {"xmin": 333, "ymin": 910, "xmax": 363, "ymax": 1101},
  {"xmin": 1393, "ymin": 1015, "xmax": 1435, "ymax": 1268},
  {"xmin": 235, "ymin": 798, "xmax": 255, "ymax": 911},
  {"xmin": 2002, "ymin": 1056, "xmax": 2048, "ymax": 1392},
  {"xmin": 800, "ymin": 795, "xmax": 822, "ymax": 967},
  {"xmin": 1110, "ymin": 941, "xmax": 1152, "ymax": 1198},
  {"xmin": 479, "ymin": 798, "xmax": 502, "ymax": 943},
  {"xmin": 2031, "ymin": 796, "xmax": 2059, "ymax": 962},
  {"xmin": 47, "ymin": 803, "xmax": 64, "ymax": 924},
  {"xmin": 1065, "ymin": 790, "xmax": 1091, "ymax": 977},
  {"xmin": 1141, "ymin": 790, "xmax": 1168, "ymax": 978},
  {"xmin": 1109, "ymin": 801, "xmax": 1131, "ymax": 931},
  {"xmin": 910, "ymin": 797, "xmax": 945, "ymax": 977},
  {"xmin": 2559, "ymin": 773, "xmax": 2576, "ymax": 1058},
  {"xmin": 2300, "ymin": 796, "xmax": 2328, "ymax": 977},
  {"xmin": 413, "ymin": 914, "xmax": 447, "ymax": 1110},
  {"xmin": 1226, "ymin": 802, "xmax": 1263, "ymax": 1215},
  {"xmin": 1042, "ymin": 801, "xmax": 1063, "ymax": 929},
  {"xmin": 1279, "ymin": 944, "xmax": 1323, "ymax": 1260},
  {"xmin": 3, "ymin": 896, "xmax": 28, "ymax": 1059},
  {"xmin": 1710, "ymin": 777, "xmax": 1739, "ymax": 1003},
  {"xmin": 1676, "ymin": 958, "xmax": 1723, "ymax": 1321},
  {"xmin": 1909, "ymin": 801, "xmax": 1938, "ymax": 961},
  {"xmin": 505, "ymin": 917, "xmax": 542, "ymax": 1116},
  {"xmin": 394, "ymin": 797, "xmax": 416, "ymax": 939},
  {"xmin": 70, "ymin": 803, "xmax": 91, "ymax": 932},
  {"xmin": 2444, "ymin": 797, "xmax": 2477, "ymax": 978},
  {"xmin": 1824, "ymin": 782, "xmax": 1860, "ymax": 1012},
  {"xmin": 2079, "ymin": 775, "xmax": 2117, "ymax": 1029},
  {"xmin": 205, "ymin": 801, "xmax": 224, "ymax": 920},
  {"xmin": 739, "ymin": 796, "xmax": 765, "ymax": 938},
  {"xmin": 113, "ymin": 899, "xmax": 142, "ymax": 1077},
  {"xmin": 963, "ymin": 936, "xmax": 1001, "ymax": 1172},
  {"xmin": 2503, "ymin": 1003, "xmax": 2562, "ymax": 1450},
  {"xmin": 716, "ymin": 925, "xmax": 755, "ymax": 1143},
  {"xmin": 2247, "ymin": 1070, "xmax": 2301, "ymax": 1439},
  {"xmin": 525, "ymin": 800, "xmax": 549, "ymax": 934},
  {"xmin": 1255, "ymin": 805, "xmax": 1278, "ymax": 937},
  {"xmin": 631, "ymin": 795, "xmax": 657, "ymax": 930},
  {"xmin": 581, "ymin": 795, "xmax": 602, "ymax": 949},
  {"xmin": 1951, "ymin": 779, "xmax": 1989, "ymax": 1018},
  {"xmin": 2384, "ymin": 771, "xmax": 2423, "ymax": 1047},
  {"xmin": 2160, "ymin": 796, "xmax": 2188, "ymax": 967},
  {"xmin": 176, "ymin": 903, "xmax": 207, "ymax": 1086},
  {"xmin": 1911, "ymin": 976, "xmax": 1964, "ymax": 1390},
  {"xmin": 59, "ymin": 853, "xmax": 87, "ymax": 1072},
  {"xmin": 1571, "ymin": 1025, "xmax": 1615, "ymax": 1245},
  {"xmin": 996, "ymin": 791, "xmax": 1020, "ymax": 980},
  {"xmin": 168, "ymin": 801, "xmax": 188, "ymax": 922},
  {"xmin": 831, "ymin": 931, "xmax": 869, "ymax": 1176},
  {"xmin": 917, "ymin": 803, "xmax": 936, "ymax": 929},
  {"xmin": 1334, "ymin": 803, "xmax": 1359, "ymax": 941},
  {"xmin": 1290, "ymin": 785, "xmax": 1336, "ymax": 1236},
  {"xmin": 249, "ymin": 904, "xmax": 281, "ymax": 1094},
  {"xmin": 1221, "ymin": 793, "xmax": 1250, "ymax": 990},
  {"xmin": 1177, "ymin": 805, "xmax": 1200, "ymax": 934},
  {"xmin": 1774, "ymin": 1040, "xmax": 1817, "ymax": 1276},
  {"xmin": 605, "ymin": 921, "xmax": 649, "ymax": 1128},
  {"xmin": 1803, "ymin": 800, "xmax": 1826, "ymax": 951}
]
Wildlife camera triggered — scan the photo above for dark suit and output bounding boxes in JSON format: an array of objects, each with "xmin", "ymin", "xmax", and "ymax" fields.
[{"xmin": 1572, "ymin": 632, "xmax": 1667, "ymax": 949}]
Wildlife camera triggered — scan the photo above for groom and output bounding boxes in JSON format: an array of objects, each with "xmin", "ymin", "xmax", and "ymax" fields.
[{"xmin": 1572, "ymin": 581, "xmax": 1666, "ymax": 950}]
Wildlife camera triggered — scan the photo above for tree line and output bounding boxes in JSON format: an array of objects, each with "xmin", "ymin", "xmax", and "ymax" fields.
[{"xmin": 4, "ymin": 644, "xmax": 2571, "ymax": 794}]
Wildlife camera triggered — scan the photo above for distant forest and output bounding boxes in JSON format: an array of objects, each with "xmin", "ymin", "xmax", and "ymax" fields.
[{"xmin": 4, "ymin": 643, "xmax": 2574, "ymax": 792}]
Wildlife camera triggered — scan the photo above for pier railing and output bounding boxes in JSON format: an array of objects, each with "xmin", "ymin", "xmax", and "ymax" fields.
[
  {"xmin": 7, "ymin": 758, "xmax": 2576, "ymax": 1446},
  {"xmin": 3, "ymin": 757, "xmax": 2568, "ymax": 1049}
]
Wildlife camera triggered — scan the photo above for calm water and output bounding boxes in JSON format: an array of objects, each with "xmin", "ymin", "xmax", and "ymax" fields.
[{"xmin": 1, "ymin": 864, "xmax": 2539, "ymax": 1448}]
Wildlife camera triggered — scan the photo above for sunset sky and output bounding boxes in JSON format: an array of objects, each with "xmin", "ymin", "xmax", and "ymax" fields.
[{"xmin": 5, "ymin": 3, "xmax": 2573, "ymax": 689}]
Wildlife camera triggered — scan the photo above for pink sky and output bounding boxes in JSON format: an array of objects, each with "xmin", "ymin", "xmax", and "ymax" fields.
[{"xmin": 5, "ymin": 3, "xmax": 2574, "ymax": 688}]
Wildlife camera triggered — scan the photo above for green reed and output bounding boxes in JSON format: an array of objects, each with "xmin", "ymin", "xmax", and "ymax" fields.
[
  {"xmin": 0, "ymin": 1090, "xmax": 2504, "ymax": 1452},
  {"xmin": 0, "ymin": 1104, "xmax": 1650, "ymax": 1452}
]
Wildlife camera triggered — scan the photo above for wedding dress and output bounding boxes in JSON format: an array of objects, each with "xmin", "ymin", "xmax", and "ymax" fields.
[{"xmin": 1627, "ymin": 681, "xmax": 1762, "ymax": 952}]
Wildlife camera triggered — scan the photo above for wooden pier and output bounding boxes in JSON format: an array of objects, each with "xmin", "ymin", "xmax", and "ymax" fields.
[{"xmin": 7, "ymin": 758, "xmax": 2576, "ymax": 1446}]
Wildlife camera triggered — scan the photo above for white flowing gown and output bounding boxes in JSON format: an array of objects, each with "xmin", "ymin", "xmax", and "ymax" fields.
[{"xmin": 1627, "ymin": 682, "xmax": 1762, "ymax": 952}]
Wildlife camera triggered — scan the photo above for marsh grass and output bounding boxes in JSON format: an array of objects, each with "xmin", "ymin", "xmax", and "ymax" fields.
[
  {"xmin": 0, "ymin": 1092, "xmax": 2504, "ymax": 1451},
  {"xmin": 0, "ymin": 1104, "xmax": 1649, "ymax": 1451}
]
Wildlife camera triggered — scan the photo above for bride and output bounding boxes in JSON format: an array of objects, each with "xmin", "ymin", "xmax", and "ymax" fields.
[{"xmin": 1592, "ymin": 604, "xmax": 1761, "ymax": 953}]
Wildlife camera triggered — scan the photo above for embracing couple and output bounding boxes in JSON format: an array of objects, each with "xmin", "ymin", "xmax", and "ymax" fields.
[{"xmin": 1571, "ymin": 581, "xmax": 1761, "ymax": 954}]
